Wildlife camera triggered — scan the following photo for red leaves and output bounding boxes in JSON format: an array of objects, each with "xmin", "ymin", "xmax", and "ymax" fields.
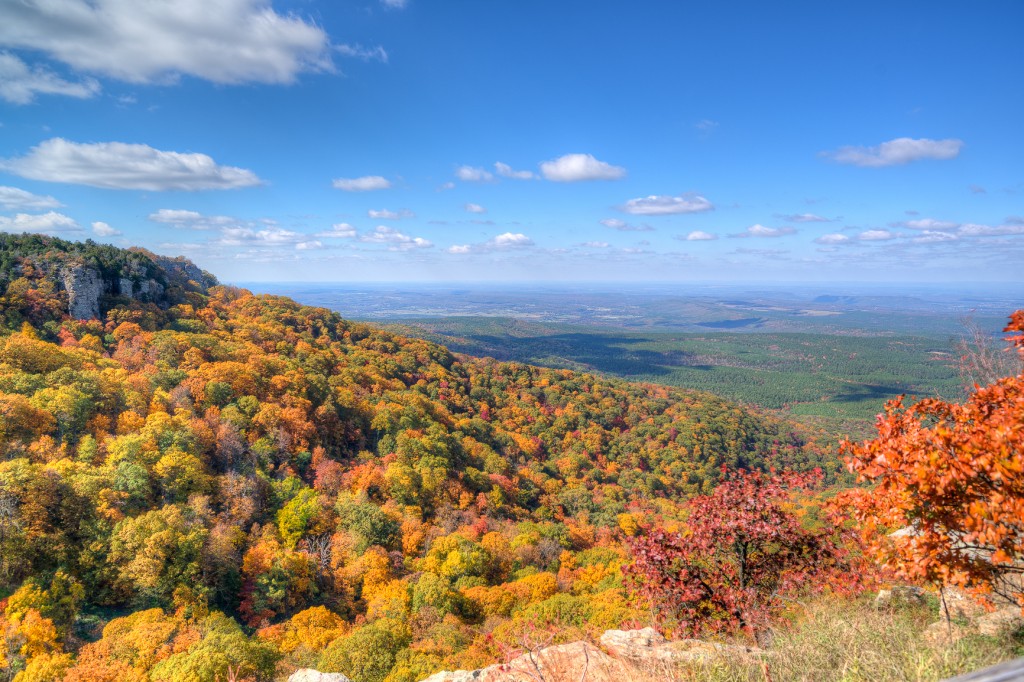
[
  {"xmin": 843, "ymin": 310, "xmax": 1024, "ymax": 607},
  {"xmin": 625, "ymin": 467, "xmax": 852, "ymax": 639}
]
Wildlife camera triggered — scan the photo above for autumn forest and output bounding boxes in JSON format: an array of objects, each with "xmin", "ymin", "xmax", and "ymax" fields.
[{"xmin": 0, "ymin": 234, "xmax": 1021, "ymax": 682}]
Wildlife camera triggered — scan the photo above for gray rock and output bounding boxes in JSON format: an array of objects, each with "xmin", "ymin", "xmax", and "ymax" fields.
[
  {"xmin": 599, "ymin": 627, "xmax": 666, "ymax": 658},
  {"xmin": 61, "ymin": 265, "xmax": 102, "ymax": 320},
  {"xmin": 976, "ymin": 607, "xmax": 1024, "ymax": 636},
  {"xmin": 287, "ymin": 670, "xmax": 352, "ymax": 682},
  {"xmin": 119, "ymin": 277, "xmax": 134, "ymax": 298},
  {"xmin": 875, "ymin": 585, "xmax": 926, "ymax": 609}
]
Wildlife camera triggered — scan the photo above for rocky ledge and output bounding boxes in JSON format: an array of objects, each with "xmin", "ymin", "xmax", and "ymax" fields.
[{"xmin": 420, "ymin": 628, "xmax": 758, "ymax": 682}]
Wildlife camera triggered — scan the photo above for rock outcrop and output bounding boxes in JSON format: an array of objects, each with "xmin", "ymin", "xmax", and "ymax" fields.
[
  {"xmin": 61, "ymin": 264, "xmax": 103, "ymax": 320},
  {"xmin": 287, "ymin": 670, "xmax": 352, "ymax": 682},
  {"xmin": 419, "ymin": 628, "xmax": 760, "ymax": 682}
]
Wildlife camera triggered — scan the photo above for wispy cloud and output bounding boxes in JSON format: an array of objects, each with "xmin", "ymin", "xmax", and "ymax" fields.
[
  {"xmin": 455, "ymin": 165, "xmax": 493, "ymax": 182},
  {"xmin": 823, "ymin": 137, "xmax": 963, "ymax": 167},
  {"xmin": 891, "ymin": 218, "xmax": 959, "ymax": 230},
  {"xmin": 814, "ymin": 233, "xmax": 850, "ymax": 244},
  {"xmin": 149, "ymin": 209, "xmax": 241, "ymax": 229},
  {"xmin": 539, "ymin": 153, "xmax": 625, "ymax": 182},
  {"xmin": 0, "ymin": 0, "xmax": 331, "ymax": 86},
  {"xmin": 448, "ymin": 232, "xmax": 534, "ymax": 254},
  {"xmin": 600, "ymin": 218, "xmax": 653, "ymax": 232},
  {"xmin": 494, "ymin": 162, "xmax": 535, "ymax": 180},
  {"xmin": 779, "ymin": 213, "xmax": 831, "ymax": 223},
  {"xmin": 316, "ymin": 223, "xmax": 357, "ymax": 239},
  {"xmin": 0, "ymin": 52, "xmax": 100, "ymax": 104},
  {"xmin": 368, "ymin": 208, "xmax": 414, "ymax": 220},
  {"xmin": 4, "ymin": 139, "xmax": 262, "ymax": 190},
  {"xmin": 0, "ymin": 185, "xmax": 62, "ymax": 210},
  {"xmin": 731, "ymin": 224, "xmax": 796, "ymax": 238},
  {"xmin": 360, "ymin": 225, "xmax": 433, "ymax": 250},
  {"xmin": 333, "ymin": 175, "xmax": 391, "ymax": 191},
  {"xmin": 620, "ymin": 194, "xmax": 713, "ymax": 216},
  {"xmin": 335, "ymin": 44, "xmax": 388, "ymax": 63},
  {"xmin": 464, "ymin": 203, "xmax": 486, "ymax": 214}
]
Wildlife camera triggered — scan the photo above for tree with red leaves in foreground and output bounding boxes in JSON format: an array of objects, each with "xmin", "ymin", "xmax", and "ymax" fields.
[
  {"xmin": 843, "ymin": 310, "xmax": 1024, "ymax": 607},
  {"xmin": 625, "ymin": 468, "xmax": 851, "ymax": 639}
]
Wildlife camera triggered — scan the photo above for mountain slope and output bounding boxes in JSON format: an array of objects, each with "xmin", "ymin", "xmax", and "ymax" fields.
[{"xmin": 0, "ymin": 239, "xmax": 830, "ymax": 681}]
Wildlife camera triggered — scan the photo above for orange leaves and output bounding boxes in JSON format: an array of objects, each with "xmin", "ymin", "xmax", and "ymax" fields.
[{"xmin": 844, "ymin": 310, "xmax": 1024, "ymax": 607}]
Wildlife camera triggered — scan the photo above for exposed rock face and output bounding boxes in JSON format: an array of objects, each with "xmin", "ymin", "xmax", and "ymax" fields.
[
  {"xmin": 287, "ymin": 670, "xmax": 352, "ymax": 682},
  {"xmin": 419, "ymin": 628, "xmax": 761, "ymax": 682},
  {"xmin": 61, "ymin": 265, "xmax": 103, "ymax": 320}
]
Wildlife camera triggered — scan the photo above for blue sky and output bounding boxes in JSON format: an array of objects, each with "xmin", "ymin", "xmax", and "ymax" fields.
[{"xmin": 0, "ymin": 0, "xmax": 1022, "ymax": 283}]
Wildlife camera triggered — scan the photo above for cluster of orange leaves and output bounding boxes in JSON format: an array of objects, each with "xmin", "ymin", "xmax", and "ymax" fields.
[{"xmin": 843, "ymin": 310, "xmax": 1024, "ymax": 606}]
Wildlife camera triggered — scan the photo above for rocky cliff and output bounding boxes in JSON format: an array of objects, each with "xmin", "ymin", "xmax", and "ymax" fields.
[{"xmin": 0, "ymin": 233, "xmax": 217, "ymax": 322}]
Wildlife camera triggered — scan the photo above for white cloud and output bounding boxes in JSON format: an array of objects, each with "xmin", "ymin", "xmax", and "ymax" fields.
[
  {"xmin": 437, "ymin": 181, "xmax": 456, "ymax": 191},
  {"xmin": 695, "ymin": 119, "xmax": 719, "ymax": 136},
  {"xmin": 0, "ymin": 52, "xmax": 100, "ymax": 104},
  {"xmin": 580, "ymin": 241, "xmax": 609, "ymax": 248},
  {"xmin": 620, "ymin": 194, "xmax": 713, "ymax": 216},
  {"xmin": 492, "ymin": 232, "xmax": 532, "ymax": 247},
  {"xmin": 455, "ymin": 165, "xmax": 493, "ymax": 182},
  {"xmin": 815, "ymin": 233, "xmax": 850, "ymax": 244},
  {"xmin": 449, "ymin": 232, "xmax": 534, "ymax": 254},
  {"xmin": 295, "ymin": 240, "xmax": 323, "ymax": 250},
  {"xmin": 913, "ymin": 230, "xmax": 959, "ymax": 244},
  {"xmin": 316, "ymin": 223, "xmax": 357, "ymax": 238},
  {"xmin": 4, "ymin": 138, "xmax": 262, "ymax": 190},
  {"xmin": 464, "ymin": 203, "xmax": 486, "ymax": 214},
  {"xmin": 858, "ymin": 229, "xmax": 896, "ymax": 241},
  {"xmin": 368, "ymin": 208, "xmax": 413, "ymax": 219},
  {"xmin": 381, "ymin": 0, "xmax": 407, "ymax": 8},
  {"xmin": 360, "ymin": 225, "xmax": 433, "ymax": 250},
  {"xmin": 0, "ymin": 211, "xmax": 80, "ymax": 234},
  {"xmin": 494, "ymin": 162, "xmax": 535, "ymax": 180},
  {"xmin": 149, "ymin": 209, "xmax": 240, "ymax": 229},
  {"xmin": 600, "ymin": 218, "xmax": 653, "ymax": 232},
  {"xmin": 335, "ymin": 44, "xmax": 388, "ymax": 63},
  {"xmin": 685, "ymin": 230, "xmax": 717, "ymax": 241},
  {"xmin": 333, "ymin": 175, "xmax": 391, "ymax": 191},
  {"xmin": 0, "ymin": 185, "xmax": 61, "ymax": 210},
  {"xmin": 0, "ymin": 0, "xmax": 331, "ymax": 85},
  {"xmin": 824, "ymin": 137, "xmax": 963, "ymax": 167},
  {"xmin": 91, "ymin": 220, "xmax": 120, "ymax": 236},
  {"xmin": 217, "ymin": 225, "xmax": 303, "ymax": 247},
  {"xmin": 780, "ymin": 213, "xmax": 830, "ymax": 223},
  {"xmin": 539, "ymin": 153, "xmax": 625, "ymax": 182},
  {"xmin": 958, "ymin": 222, "xmax": 1024, "ymax": 237},
  {"xmin": 893, "ymin": 218, "xmax": 959, "ymax": 230},
  {"xmin": 732, "ymin": 224, "xmax": 796, "ymax": 238}
]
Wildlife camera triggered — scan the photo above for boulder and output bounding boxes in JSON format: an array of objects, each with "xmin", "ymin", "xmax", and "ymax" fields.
[
  {"xmin": 976, "ymin": 607, "xmax": 1024, "ymax": 637},
  {"xmin": 287, "ymin": 670, "xmax": 352, "ymax": 682}
]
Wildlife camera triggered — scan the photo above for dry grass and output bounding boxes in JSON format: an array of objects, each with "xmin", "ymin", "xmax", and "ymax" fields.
[{"xmin": 625, "ymin": 597, "xmax": 1022, "ymax": 682}]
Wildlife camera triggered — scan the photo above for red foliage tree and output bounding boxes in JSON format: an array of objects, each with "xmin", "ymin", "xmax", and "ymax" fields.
[
  {"xmin": 843, "ymin": 310, "xmax": 1024, "ymax": 606},
  {"xmin": 625, "ymin": 468, "xmax": 852, "ymax": 639}
]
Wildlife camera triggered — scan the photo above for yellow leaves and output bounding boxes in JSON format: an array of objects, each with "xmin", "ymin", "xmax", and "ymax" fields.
[
  {"xmin": 259, "ymin": 606, "xmax": 347, "ymax": 654},
  {"xmin": 12, "ymin": 651, "xmax": 73, "ymax": 682},
  {"xmin": 12, "ymin": 609, "xmax": 60, "ymax": 659}
]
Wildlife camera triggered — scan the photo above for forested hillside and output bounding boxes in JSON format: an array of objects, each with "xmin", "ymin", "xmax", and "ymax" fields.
[{"xmin": 0, "ymin": 236, "xmax": 831, "ymax": 681}]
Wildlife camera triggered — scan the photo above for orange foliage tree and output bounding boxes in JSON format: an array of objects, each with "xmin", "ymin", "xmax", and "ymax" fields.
[{"xmin": 843, "ymin": 311, "xmax": 1024, "ymax": 606}]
